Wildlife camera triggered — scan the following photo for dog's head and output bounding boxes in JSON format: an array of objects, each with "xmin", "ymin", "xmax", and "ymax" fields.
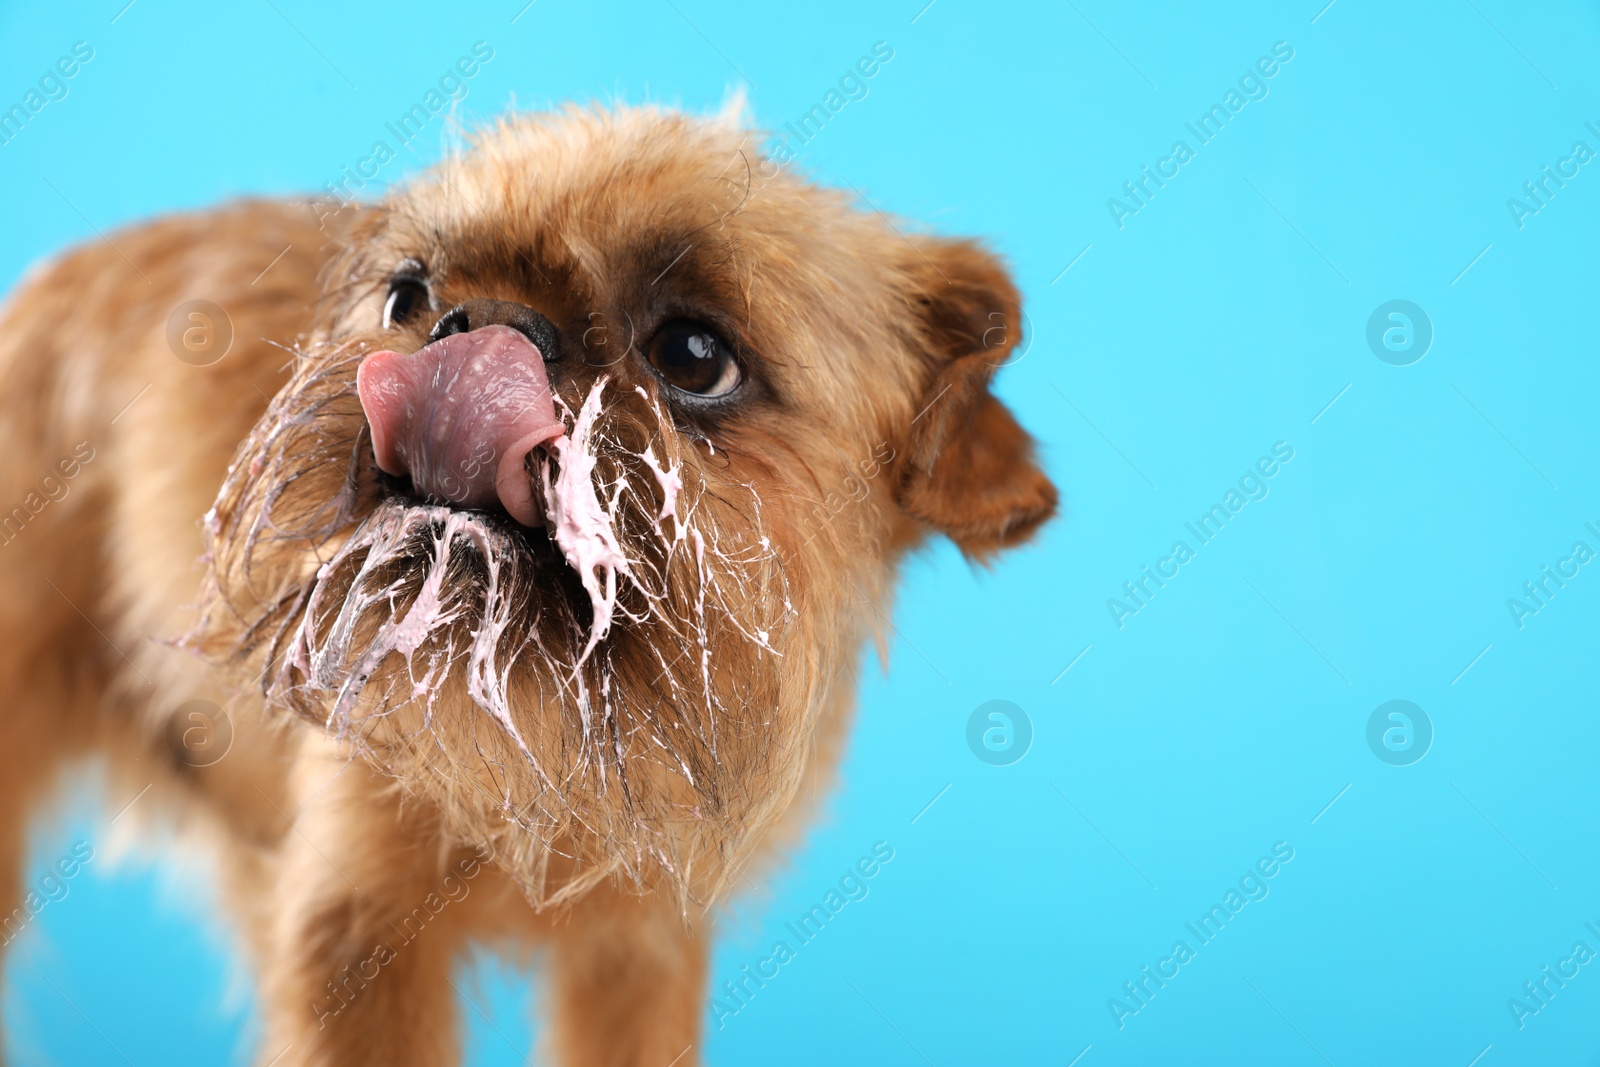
[{"xmin": 198, "ymin": 106, "xmax": 1055, "ymax": 905}]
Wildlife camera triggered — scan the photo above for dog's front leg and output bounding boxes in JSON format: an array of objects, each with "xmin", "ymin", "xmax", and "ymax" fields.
[
  {"xmin": 256, "ymin": 737, "xmax": 469, "ymax": 1067},
  {"xmin": 546, "ymin": 887, "xmax": 708, "ymax": 1067}
]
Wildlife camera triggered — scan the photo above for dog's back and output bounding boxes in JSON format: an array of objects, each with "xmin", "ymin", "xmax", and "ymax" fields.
[{"xmin": 0, "ymin": 200, "xmax": 336, "ymax": 909}]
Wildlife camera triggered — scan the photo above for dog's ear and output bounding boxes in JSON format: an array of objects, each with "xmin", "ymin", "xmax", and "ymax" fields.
[{"xmin": 895, "ymin": 238, "xmax": 1058, "ymax": 561}]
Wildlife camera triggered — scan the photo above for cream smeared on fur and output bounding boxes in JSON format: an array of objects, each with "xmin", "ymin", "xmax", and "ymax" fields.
[
  {"xmin": 197, "ymin": 338, "xmax": 793, "ymax": 904},
  {"xmin": 541, "ymin": 377, "xmax": 631, "ymax": 668}
]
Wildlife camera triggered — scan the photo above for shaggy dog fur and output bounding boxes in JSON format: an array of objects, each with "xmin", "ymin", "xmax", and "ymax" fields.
[{"xmin": 0, "ymin": 105, "xmax": 1055, "ymax": 1065}]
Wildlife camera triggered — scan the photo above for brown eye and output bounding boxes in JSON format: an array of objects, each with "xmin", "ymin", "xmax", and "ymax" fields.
[
  {"xmin": 645, "ymin": 320, "xmax": 741, "ymax": 398},
  {"xmin": 382, "ymin": 261, "xmax": 432, "ymax": 330}
]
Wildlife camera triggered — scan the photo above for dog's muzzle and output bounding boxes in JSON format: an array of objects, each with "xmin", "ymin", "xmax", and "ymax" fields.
[{"xmin": 356, "ymin": 304, "xmax": 567, "ymax": 527}]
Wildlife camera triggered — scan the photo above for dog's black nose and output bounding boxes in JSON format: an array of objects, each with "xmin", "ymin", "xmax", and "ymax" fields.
[{"xmin": 430, "ymin": 299, "xmax": 561, "ymax": 359}]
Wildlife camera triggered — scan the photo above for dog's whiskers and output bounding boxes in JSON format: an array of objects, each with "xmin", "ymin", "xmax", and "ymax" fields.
[{"xmin": 193, "ymin": 333, "xmax": 793, "ymax": 903}]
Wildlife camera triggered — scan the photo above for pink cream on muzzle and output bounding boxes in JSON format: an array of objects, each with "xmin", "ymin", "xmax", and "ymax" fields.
[{"xmin": 356, "ymin": 324, "xmax": 566, "ymax": 526}]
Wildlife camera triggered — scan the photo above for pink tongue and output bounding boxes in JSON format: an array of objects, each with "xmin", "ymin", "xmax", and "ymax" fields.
[{"xmin": 356, "ymin": 324, "xmax": 566, "ymax": 526}]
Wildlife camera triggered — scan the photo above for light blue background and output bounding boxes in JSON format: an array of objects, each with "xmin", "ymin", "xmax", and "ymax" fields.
[{"xmin": 2, "ymin": 0, "xmax": 1598, "ymax": 1063}]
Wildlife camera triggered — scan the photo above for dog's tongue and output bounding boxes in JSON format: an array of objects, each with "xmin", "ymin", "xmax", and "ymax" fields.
[{"xmin": 356, "ymin": 324, "xmax": 566, "ymax": 526}]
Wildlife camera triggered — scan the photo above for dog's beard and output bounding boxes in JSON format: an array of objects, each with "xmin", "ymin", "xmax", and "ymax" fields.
[{"xmin": 195, "ymin": 337, "xmax": 799, "ymax": 906}]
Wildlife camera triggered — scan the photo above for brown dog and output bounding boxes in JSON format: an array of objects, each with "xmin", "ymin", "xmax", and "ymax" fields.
[{"xmin": 0, "ymin": 105, "xmax": 1055, "ymax": 1065}]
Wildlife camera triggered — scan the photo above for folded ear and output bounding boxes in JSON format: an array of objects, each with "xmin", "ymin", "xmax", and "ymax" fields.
[{"xmin": 895, "ymin": 237, "xmax": 1058, "ymax": 560}]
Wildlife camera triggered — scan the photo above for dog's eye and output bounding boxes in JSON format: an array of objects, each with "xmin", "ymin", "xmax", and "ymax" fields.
[
  {"xmin": 645, "ymin": 320, "xmax": 741, "ymax": 398},
  {"xmin": 382, "ymin": 266, "xmax": 432, "ymax": 330}
]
